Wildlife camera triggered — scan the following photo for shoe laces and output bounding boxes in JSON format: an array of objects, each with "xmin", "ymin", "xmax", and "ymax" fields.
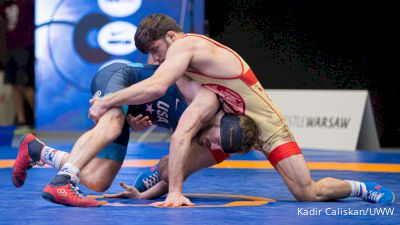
[
  {"xmin": 142, "ymin": 171, "xmax": 161, "ymax": 189},
  {"xmin": 365, "ymin": 191, "xmax": 384, "ymax": 202},
  {"xmin": 30, "ymin": 160, "xmax": 44, "ymax": 168},
  {"xmin": 68, "ymin": 183, "xmax": 84, "ymax": 198}
]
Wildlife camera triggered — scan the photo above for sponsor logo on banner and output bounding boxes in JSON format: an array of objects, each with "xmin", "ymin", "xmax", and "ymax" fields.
[
  {"xmin": 98, "ymin": 0, "xmax": 142, "ymax": 17},
  {"xmin": 286, "ymin": 115, "xmax": 351, "ymax": 129},
  {"xmin": 267, "ymin": 90, "xmax": 371, "ymax": 151},
  {"xmin": 98, "ymin": 21, "xmax": 137, "ymax": 55}
]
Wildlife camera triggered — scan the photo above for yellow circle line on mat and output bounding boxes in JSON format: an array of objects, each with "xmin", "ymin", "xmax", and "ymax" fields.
[
  {"xmin": 1, "ymin": 159, "xmax": 400, "ymax": 172},
  {"xmin": 87, "ymin": 193, "xmax": 276, "ymax": 208}
]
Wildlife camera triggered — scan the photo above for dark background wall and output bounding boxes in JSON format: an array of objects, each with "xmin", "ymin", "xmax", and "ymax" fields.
[{"xmin": 204, "ymin": 0, "xmax": 398, "ymax": 147}]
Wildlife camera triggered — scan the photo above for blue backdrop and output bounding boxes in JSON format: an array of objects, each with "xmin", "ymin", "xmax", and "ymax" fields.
[{"xmin": 35, "ymin": 0, "xmax": 204, "ymax": 131}]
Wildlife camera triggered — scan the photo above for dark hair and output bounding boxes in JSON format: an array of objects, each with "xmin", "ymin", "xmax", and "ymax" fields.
[
  {"xmin": 135, "ymin": 14, "xmax": 183, "ymax": 53},
  {"xmin": 238, "ymin": 114, "xmax": 258, "ymax": 154}
]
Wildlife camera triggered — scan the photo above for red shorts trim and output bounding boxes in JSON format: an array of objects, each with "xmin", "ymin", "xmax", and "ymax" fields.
[
  {"xmin": 210, "ymin": 149, "xmax": 231, "ymax": 163},
  {"xmin": 267, "ymin": 142, "xmax": 302, "ymax": 167}
]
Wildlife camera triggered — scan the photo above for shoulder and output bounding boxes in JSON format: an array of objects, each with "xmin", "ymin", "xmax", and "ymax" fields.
[{"xmin": 171, "ymin": 34, "xmax": 213, "ymax": 52}]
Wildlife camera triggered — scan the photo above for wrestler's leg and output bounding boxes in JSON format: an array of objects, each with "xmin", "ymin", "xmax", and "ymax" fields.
[
  {"xmin": 53, "ymin": 106, "xmax": 127, "ymax": 191},
  {"xmin": 65, "ymin": 107, "xmax": 124, "ymax": 170},
  {"xmin": 40, "ymin": 150, "xmax": 123, "ymax": 192},
  {"xmin": 14, "ymin": 107, "xmax": 128, "ymax": 192},
  {"xmin": 271, "ymin": 153, "xmax": 351, "ymax": 201},
  {"xmin": 40, "ymin": 107, "xmax": 126, "ymax": 207},
  {"xmin": 25, "ymin": 150, "xmax": 123, "ymax": 193},
  {"xmin": 266, "ymin": 142, "xmax": 395, "ymax": 203}
]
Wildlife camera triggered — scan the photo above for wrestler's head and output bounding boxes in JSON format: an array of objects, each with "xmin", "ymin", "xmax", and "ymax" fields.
[
  {"xmin": 135, "ymin": 14, "xmax": 182, "ymax": 63},
  {"xmin": 198, "ymin": 110, "xmax": 258, "ymax": 154}
]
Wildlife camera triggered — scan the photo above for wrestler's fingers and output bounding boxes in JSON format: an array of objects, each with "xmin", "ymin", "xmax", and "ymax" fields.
[
  {"xmin": 151, "ymin": 201, "xmax": 165, "ymax": 207},
  {"xmin": 126, "ymin": 114, "xmax": 133, "ymax": 123},
  {"xmin": 102, "ymin": 192, "xmax": 128, "ymax": 199},
  {"xmin": 138, "ymin": 116, "xmax": 152, "ymax": 125},
  {"xmin": 138, "ymin": 116, "xmax": 149, "ymax": 122},
  {"xmin": 120, "ymin": 182, "xmax": 134, "ymax": 191},
  {"xmin": 133, "ymin": 114, "xmax": 144, "ymax": 121},
  {"xmin": 126, "ymin": 114, "xmax": 138, "ymax": 124},
  {"xmin": 185, "ymin": 201, "xmax": 195, "ymax": 207},
  {"xmin": 127, "ymin": 114, "xmax": 143, "ymax": 124}
]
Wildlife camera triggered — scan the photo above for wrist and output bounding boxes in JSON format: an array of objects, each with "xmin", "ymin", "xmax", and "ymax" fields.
[
  {"xmin": 169, "ymin": 187, "xmax": 183, "ymax": 193},
  {"xmin": 99, "ymin": 96, "xmax": 110, "ymax": 110},
  {"xmin": 169, "ymin": 191, "xmax": 183, "ymax": 196},
  {"xmin": 136, "ymin": 193, "xmax": 144, "ymax": 200}
]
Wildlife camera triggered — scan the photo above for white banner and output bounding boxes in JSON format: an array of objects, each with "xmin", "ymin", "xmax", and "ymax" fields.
[{"xmin": 266, "ymin": 90, "xmax": 379, "ymax": 151}]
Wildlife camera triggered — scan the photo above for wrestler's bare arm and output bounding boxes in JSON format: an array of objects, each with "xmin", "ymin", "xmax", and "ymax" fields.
[
  {"xmin": 88, "ymin": 39, "xmax": 196, "ymax": 121},
  {"xmin": 103, "ymin": 181, "xmax": 168, "ymax": 200},
  {"xmin": 104, "ymin": 78, "xmax": 219, "ymax": 201},
  {"xmin": 168, "ymin": 78, "xmax": 219, "ymax": 195},
  {"xmin": 99, "ymin": 39, "xmax": 194, "ymax": 107}
]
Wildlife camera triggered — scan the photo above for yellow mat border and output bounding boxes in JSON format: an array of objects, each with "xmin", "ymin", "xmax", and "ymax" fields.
[{"xmin": 1, "ymin": 159, "xmax": 400, "ymax": 172}]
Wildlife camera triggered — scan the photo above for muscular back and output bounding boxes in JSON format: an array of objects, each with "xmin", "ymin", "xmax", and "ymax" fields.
[{"xmin": 175, "ymin": 34, "xmax": 250, "ymax": 78}]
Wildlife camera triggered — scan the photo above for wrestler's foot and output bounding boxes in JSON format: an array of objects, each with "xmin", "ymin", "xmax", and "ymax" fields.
[
  {"xmin": 362, "ymin": 182, "xmax": 395, "ymax": 203},
  {"xmin": 42, "ymin": 174, "xmax": 100, "ymax": 207},
  {"xmin": 12, "ymin": 134, "xmax": 44, "ymax": 187},
  {"xmin": 134, "ymin": 164, "xmax": 161, "ymax": 192}
]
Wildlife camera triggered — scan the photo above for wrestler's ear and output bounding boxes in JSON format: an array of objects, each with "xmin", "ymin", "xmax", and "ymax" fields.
[{"xmin": 166, "ymin": 31, "xmax": 177, "ymax": 41}]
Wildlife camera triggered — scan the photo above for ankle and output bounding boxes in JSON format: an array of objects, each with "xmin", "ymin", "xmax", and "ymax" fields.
[
  {"xmin": 58, "ymin": 162, "xmax": 80, "ymax": 184},
  {"xmin": 28, "ymin": 140, "xmax": 45, "ymax": 162}
]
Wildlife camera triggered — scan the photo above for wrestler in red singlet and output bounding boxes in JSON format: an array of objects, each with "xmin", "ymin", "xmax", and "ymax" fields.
[{"xmin": 182, "ymin": 34, "xmax": 301, "ymax": 166}]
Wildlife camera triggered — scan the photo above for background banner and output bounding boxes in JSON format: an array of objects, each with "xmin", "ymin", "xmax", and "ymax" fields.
[
  {"xmin": 35, "ymin": 0, "xmax": 204, "ymax": 131},
  {"xmin": 267, "ymin": 90, "xmax": 379, "ymax": 151}
]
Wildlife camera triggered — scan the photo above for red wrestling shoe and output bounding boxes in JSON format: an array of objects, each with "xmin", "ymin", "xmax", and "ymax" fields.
[
  {"xmin": 12, "ymin": 134, "xmax": 44, "ymax": 187},
  {"xmin": 42, "ymin": 174, "xmax": 101, "ymax": 207}
]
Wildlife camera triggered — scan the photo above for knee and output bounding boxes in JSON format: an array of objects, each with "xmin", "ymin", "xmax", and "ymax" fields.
[
  {"xmin": 313, "ymin": 177, "xmax": 338, "ymax": 198},
  {"xmin": 108, "ymin": 109, "xmax": 124, "ymax": 135},
  {"xmin": 290, "ymin": 180, "xmax": 319, "ymax": 202},
  {"xmin": 83, "ymin": 179, "xmax": 112, "ymax": 192},
  {"xmin": 106, "ymin": 124, "xmax": 122, "ymax": 141},
  {"xmin": 293, "ymin": 193, "xmax": 318, "ymax": 202},
  {"xmin": 98, "ymin": 109, "xmax": 124, "ymax": 141},
  {"xmin": 291, "ymin": 177, "xmax": 338, "ymax": 202}
]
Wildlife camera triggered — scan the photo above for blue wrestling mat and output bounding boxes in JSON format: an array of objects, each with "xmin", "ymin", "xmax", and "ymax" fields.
[{"xmin": 0, "ymin": 139, "xmax": 399, "ymax": 225}]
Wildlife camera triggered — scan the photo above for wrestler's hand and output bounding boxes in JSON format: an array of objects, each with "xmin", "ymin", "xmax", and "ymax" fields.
[
  {"xmin": 88, "ymin": 98, "xmax": 108, "ymax": 123},
  {"xmin": 89, "ymin": 98, "xmax": 97, "ymax": 106},
  {"xmin": 127, "ymin": 114, "xmax": 153, "ymax": 131},
  {"xmin": 151, "ymin": 191, "xmax": 195, "ymax": 207},
  {"xmin": 102, "ymin": 182, "xmax": 142, "ymax": 199}
]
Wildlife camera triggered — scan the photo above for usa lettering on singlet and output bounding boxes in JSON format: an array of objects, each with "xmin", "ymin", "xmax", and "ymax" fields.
[{"xmin": 156, "ymin": 101, "xmax": 169, "ymax": 124}]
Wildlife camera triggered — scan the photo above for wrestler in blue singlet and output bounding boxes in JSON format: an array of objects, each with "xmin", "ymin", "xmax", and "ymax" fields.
[{"xmin": 91, "ymin": 62, "xmax": 188, "ymax": 162}]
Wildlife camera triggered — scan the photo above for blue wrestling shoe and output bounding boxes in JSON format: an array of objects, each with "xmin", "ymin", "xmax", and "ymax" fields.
[
  {"xmin": 133, "ymin": 164, "xmax": 161, "ymax": 192},
  {"xmin": 362, "ymin": 182, "xmax": 395, "ymax": 203}
]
